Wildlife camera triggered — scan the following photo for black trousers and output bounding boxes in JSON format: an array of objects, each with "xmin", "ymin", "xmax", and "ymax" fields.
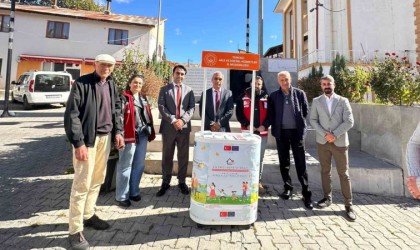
[
  {"xmin": 275, "ymin": 129, "xmax": 310, "ymax": 194},
  {"xmin": 161, "ymin": 131, "xmax": 190, "ymax": 185}
]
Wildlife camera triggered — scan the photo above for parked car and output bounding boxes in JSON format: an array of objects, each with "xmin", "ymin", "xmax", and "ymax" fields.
[{"xmin": 11, "ymin": 71, "xmax": 73, "ymax": 109}]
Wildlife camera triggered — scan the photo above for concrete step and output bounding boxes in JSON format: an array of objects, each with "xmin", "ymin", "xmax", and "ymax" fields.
[
  {"xmin": 151, "ymin": 107, "xmax": 361, "ymax": 151},
  {"xmin": 145, "ymin": 147, "xmax": 403, "ymax": 197}
]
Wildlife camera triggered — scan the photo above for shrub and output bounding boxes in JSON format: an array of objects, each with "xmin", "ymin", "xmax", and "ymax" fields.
[
  {"xmin": 112, "ymin": 48, "xmax": 171, "ymax": 107},
  {"xmin": 370, "ymin": 53, "xmax": 420, "ymax": 106},
  {"xmin": 298, "ymin": 65, "xmax": 323, "ymax": 102},
  {"xmin": 339, "ymin": 66, "xmax": 371, "ymax": 103}
]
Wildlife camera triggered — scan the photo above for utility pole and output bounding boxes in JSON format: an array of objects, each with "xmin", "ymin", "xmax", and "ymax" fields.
[
  {"xmin": 258, "ymin": 0, "xmax": 264, "ymax": 56},
  {"xmin": 155, "ymin": 0, "xmax": 162, "ymax": 61},
  {"xmin": 316, "ymin": 0, "xmax": 319, "ymax": 50},
  {"xmin": 246, "ymin": 0, "xmax": 250, "ymax": 53},
  {"xmin": 1, "ymin": 0, "xmax": 16, "ymax": 118}
]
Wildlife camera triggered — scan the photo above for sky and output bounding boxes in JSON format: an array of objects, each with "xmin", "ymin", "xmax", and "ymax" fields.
[{"xmin": 110, "ymin": 0, "xmax": 284, "ymax": 64}]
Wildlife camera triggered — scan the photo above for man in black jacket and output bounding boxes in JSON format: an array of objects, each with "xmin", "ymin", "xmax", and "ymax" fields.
[
  {"xmin": 64, "ymin": 54, "xmax": 124, "ymax": 250},
  {"xmin": 268, "ymin": 71, "xmax": 313, "ymax": 210}
]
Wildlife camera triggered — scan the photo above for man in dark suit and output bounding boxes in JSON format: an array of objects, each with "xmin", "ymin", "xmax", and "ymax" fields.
[
  {"xmin": 199, "ymin": 71, "xmax": 234, "ymax": 132},
  {"xmin": 268, "ymin": 71, "xmax": 313, "ymax": 209},
  {"xmin": 157, "ymin": 65, "xmax": 195, "ymax": 196}
]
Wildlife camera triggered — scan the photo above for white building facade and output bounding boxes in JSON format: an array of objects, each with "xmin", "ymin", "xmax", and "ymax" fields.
[
  {"xmin": 274, "ymin": 0, "xmax": 416, "ymax": 77},
  {"xmin": 0, "ymin": 2, "xmax": 165, "ymax": 89}
]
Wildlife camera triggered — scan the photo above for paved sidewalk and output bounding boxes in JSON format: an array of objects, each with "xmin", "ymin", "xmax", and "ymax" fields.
[{"xmin": 0, "ymin": 105, "xmax": 419, "ymax": 250}]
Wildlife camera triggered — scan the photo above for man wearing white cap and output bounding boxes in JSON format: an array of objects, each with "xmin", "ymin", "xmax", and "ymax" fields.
[{"xmin": 64, "ymin": 54, "xmax": 124, "ymax": 249}]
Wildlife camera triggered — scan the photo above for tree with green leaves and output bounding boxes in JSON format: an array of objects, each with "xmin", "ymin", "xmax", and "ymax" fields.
[
  {"xmin": 112, "ymin": 48, "xmax": 171, "ymax": 107},
  {"xmin": 329, "ymin": 53, "xmax": 348, "ymax": 96},
  {"xmin": 19, "ymin": 0, "xmax": 105, "ymax": 12}
]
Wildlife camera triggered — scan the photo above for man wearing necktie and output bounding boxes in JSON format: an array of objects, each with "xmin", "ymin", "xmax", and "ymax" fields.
[
  {"xmin": 199, "ymin": 71, "xmax": 234, "ymax": 132},
  {"xmin": 157, "ymin": 65, "xmax": 195, "ymax": 197}
]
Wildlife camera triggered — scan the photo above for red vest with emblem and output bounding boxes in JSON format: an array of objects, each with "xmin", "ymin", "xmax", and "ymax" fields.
[
  {"xmin": 122, "ymin": 90, "xmax": 155, "ymax": 144},
  {"xmin": 241, "ymin": 93, "xmax": 268, "ymax": 136}
]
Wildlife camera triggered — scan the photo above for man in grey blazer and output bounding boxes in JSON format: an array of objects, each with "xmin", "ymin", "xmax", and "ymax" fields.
[
  {"xmin": 199, "ymin": 71, "xmax": 234, "ymax": 132},
  {"xmin": 310, "ymin": 75, "xmax": 356, "ymax": 221},
  {"xmin": 157, "ymin": 65, "xmax": 195, "ymax": 196}
]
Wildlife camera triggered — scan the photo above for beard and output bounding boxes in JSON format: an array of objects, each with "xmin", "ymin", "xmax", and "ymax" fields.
[{"xmin": 323, "ymin": 88, "xmax": 332, "ymax": 95}]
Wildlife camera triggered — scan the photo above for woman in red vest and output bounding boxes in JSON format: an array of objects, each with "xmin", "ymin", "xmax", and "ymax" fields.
[{"xmin": 115, "ymin": 73, "xmax": 156, "ymax": 207}]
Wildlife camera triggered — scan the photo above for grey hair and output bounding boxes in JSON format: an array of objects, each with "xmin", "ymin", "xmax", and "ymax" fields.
[
  {"xmin": 321, "ymin": 75, "xmax": 335, "ymax": 84},
  {"xmin": 278, "ymin": 71, "xmax": 291, "ymax": 79}
]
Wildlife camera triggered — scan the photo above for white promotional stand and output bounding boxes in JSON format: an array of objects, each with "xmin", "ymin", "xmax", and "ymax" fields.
[
  {"xmin": 190, "ymin": 51, "xmax": 261, "ymax": 227},
  {"xmin": 190, "ymin": 132, "xmax": 261, "ymax": 226}
]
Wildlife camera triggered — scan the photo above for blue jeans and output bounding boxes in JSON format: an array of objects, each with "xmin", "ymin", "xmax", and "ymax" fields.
[{"xmin": 115, "ymin": 132, "xmax": 148, "ymax": 201}]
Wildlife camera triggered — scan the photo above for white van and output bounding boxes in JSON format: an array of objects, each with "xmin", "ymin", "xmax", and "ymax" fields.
[{"xmin": 11, "ymin": 71, "xmax": 73, "ymax": 109}]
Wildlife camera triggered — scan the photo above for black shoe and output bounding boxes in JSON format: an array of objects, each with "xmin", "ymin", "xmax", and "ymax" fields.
[
  {"xmin": 317, "ymin": 198, "xmax": 332, "ymax": 208},
  {"xmin": 345, "ymin": 206, "xmax": 356, "ymax": 221},
  {"xmin": 129, "ymin": 195, "xmax": 141, "ymax": 202},
  {"xmin": 178, "ymin": 183, "xmax": 190, "ymax": 195},
  {"xmin": 68, "ymin": 232, "xmax": 89, "ymax": 250},
  {"xmin": 303, "ymin": 198, "xmax": 313, "ymax": 210},
  {"xmin": 156, "ymin": 183, "xmax": 170, "ymax": 197},
  {"xmin": 83, "ymin": 214, "xmax": 110, "ymax": 230},
  {"xmin": 117, "ymin": 199, "xmax": 131, "ymax": 207},
  {"xmin": 280, "ymin": 189, "xmax": 292, "ymax": 200},
  {"xmin": 302, "ymin": 190, "xmax": 313, "ymax": 210}
]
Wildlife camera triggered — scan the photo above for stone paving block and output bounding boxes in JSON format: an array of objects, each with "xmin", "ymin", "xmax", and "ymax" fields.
[
  {"xmin": 176, "ymin": 237, "xmax": 199, "ymax": 249},
  {"xmin": 369, "ymin": 231, "xmax": 399, "ymax": 247},
  {"xmin": 241, "ymin": 228, "xmax": 259, "ymax": 243},
  {"xmin": 274, "ymin": 243, "xmax": 293, "ymax": 249},
  {"xmin": 149, "ymin": 224, "xmax": 172, "ymax": 236},
  {"xmin": 111, "ymin": 221, "xmax": 134, "ymax": 233},
  {"xmin": 164, "ymin": 215, "xmax": 185, "ymax": 227},
  {"xmin": 294, "ymin": 229, "xmax": 317, "ymax": 244},
  {"xmin": 220, "ymin": 241, "xmax": 242, "ymax": 250},
  {"xmin": 277, "ymin": 224, "xmax": 298, "ymax": 236},
  {"xmin": 270, "ymin": 229, "xmax": 288, "ymax": 244},
  {"xmin": 210, "ymin": 231, "xmax": 230, "ymax": 242},
  {"xmin": 395, "ymin": 227, "xmax": 420, "ymax": 244},
  {"xmin": 190, "ymin": 227, "xmax": 211, "ymax": 240},
  {"xmin": 116, "ymin": 245, "xmax": 141, "ymax": 250},
  {"xmin": 320, "ymin": 231, "xmax": 345, "ymax": 246},
  {"xmin": 253, "ymin": 222, "xmax": 271, "ymax": 236},
  {"xmin": 168, "ymin": 225, "xmax": 191, "ymax": 238},
  {"xmin": 357, "ymin": 245, "xmax": 376, "ymax": 250},
  {"xmin": 230, "ymin": 230, "xmax": 243, "ymax": 242},
  {"xmin": 302, "ymin": 243, "xmax": 321, "ymax": 249},
  {"xmin": 131, "ymin": 232, "xmax": 157, "ymax": 246},
  {"xmin": 145, "ymin": 214, "xmax": 167, "ymax": 225},
  {"xmin": 153, "ymin": 234, "xmax": 177, "ymax": 248},
  {"xmin": 112, "ymin": 230, "xmax": 137, "ymax": 245},
  {"xmin": 198, "ymin": 239, "xmax": 221, "ymax": 250},
  {"xmin": 311, "ymin": 236, "xmax": 335, "ymax": 250},
  {"xmin": 257, "ymin": 235, "xmax": 276, "ymax": 250},
  {"xmin": 388, "ymin": 238, "xmax": 412, "ymax": 249},
  {"xmin": 91, "ymin": 230, "xmax": 116, "ymax": 244}
]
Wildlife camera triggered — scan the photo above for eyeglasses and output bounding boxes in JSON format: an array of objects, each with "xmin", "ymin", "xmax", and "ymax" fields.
[{"xmin": 214, "ymin": 78, "xmax": 223, "ymax": 81}]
